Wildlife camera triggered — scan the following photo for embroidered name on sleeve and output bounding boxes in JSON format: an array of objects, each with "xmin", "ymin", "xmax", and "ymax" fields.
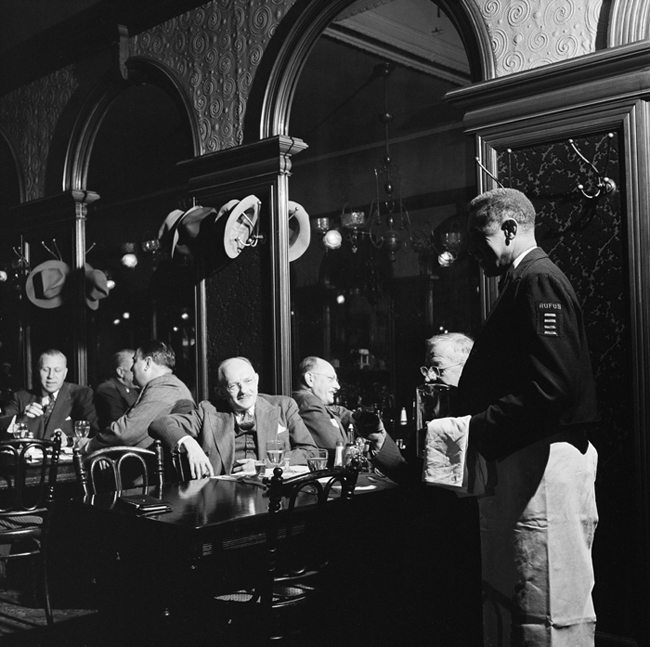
[{"xmin": 537, "ymin": 302, "xmax": 563, "ymax": 337}]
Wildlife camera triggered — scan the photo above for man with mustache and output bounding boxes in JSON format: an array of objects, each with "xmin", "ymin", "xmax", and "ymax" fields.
[{"xmin": 151, "ymin": 356, "xmax": 318, "ymax": 479}]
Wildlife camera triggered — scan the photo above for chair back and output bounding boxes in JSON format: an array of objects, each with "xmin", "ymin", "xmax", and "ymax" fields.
[
  {"xmin": 0, "ymin": 431, "xmax": 62, "ymax": 539},
  {"xmin": 262, "ymin": 461, "xmax": 360, "ymax": 608},
  {"xmin": 73, "ymin": 441, "xmax": 165, "ymax": 496}
]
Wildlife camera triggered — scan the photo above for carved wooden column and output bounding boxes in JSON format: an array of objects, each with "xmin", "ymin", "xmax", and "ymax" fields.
[{"xmin": 177, "ymin": 135, "xmax": 308, "ymax": 398}]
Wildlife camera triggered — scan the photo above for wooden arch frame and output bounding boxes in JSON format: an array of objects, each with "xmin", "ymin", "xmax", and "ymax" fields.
[
  {"xmin": 244, "ymin": 0, "xmax": 491, "ymax": 143},
  {"xmin": 63, "ymin": 56, "xmax": 201, "ymax": 193}
]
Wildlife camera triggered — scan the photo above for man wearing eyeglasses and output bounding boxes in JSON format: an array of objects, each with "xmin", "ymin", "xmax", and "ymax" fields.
[
  {"xmin": 293, "ymin": 356, "xmax": 387, "ymax": 456},
  {"xmin": 151, "ymin": 356, "xmax": 318, "ymax": 480},
  {"xmin": 422, "ymin": 333, "xmax": 474, "ymax": 387}
]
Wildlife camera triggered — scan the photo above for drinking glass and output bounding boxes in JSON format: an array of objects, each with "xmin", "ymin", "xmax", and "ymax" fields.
[
  {"xmin": 74, "ymin": 420, "xmax": 91, "ymax": 440},
  {"xmin": 266, "ymin": 440, "xmax": 285, "ymax": 469},
  {"xmin": 13, "ymin": 422, "xmax": 28, "ymax": 439},
  {"xmin": 253, "ymin": 460, "xmax": 266, "ymax": 479},
  {"xmin": 307, "ymin": 449, "xmax": 328, "ymax": 472}
]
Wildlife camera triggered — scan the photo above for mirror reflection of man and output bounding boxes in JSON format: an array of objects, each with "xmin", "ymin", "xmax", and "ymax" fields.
[
  {"xmin": 151, "ymin": 356, "xmax": 318, "ymax": 480},
  {"xmin": 94, "ymin": 349, "xmax": 140, "ymax": 430},
  {"xmin": 0, "ymin": 349, "xmax": 98, "ymax": 440},
  {"xmin": 80, "ymin": 340, "xmax": 194, "ymax": 454}
]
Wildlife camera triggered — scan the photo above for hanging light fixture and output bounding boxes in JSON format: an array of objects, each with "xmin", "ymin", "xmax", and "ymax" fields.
[{"xmin": 312, "ymin": 62, "xmax": 466, "ymax": 268}]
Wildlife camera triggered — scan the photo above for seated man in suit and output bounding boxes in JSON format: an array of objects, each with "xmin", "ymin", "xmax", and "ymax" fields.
[
  {"xmin": 151, "ymin": 356, "xmax": 318, "ymax": 480},
  {"xmin": 79, "ymin": 340, "xmax": 195, "ymax": 454},
  {"xmin": 94, "ymin": 349, "xmax": 139, "ymax": 430},
  {"xmin": 292, "ymin": 356, "xmax": 386, "ymax": 459},
  {"xmin": 0, "ymin": 349, "xmax": 98, "ymax": 441}
]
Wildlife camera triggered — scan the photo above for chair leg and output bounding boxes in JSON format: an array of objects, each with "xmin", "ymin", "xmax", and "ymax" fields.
[{"xmin": 40, "ymin": 549, "xmax": 53, "ymax": 626}]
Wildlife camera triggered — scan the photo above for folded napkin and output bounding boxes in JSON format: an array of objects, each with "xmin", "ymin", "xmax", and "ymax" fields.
[{"xmin": 422, "ymin": 415, "xmax": 491, "ymax": 497}]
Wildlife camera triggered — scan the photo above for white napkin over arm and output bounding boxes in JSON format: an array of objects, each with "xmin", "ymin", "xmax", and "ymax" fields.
[{"xmin": 422, "ymin": 415, "xmax": 491, "ymax": 497}]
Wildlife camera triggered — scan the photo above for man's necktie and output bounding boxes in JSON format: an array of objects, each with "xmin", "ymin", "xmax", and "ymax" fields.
[
  {"xmin": 42, "ymin": 396, "xmax": 56, "ymax": 423},
  {"xmin": 236, "ymin": 411, "xmax": 255, "ymax": 435}
]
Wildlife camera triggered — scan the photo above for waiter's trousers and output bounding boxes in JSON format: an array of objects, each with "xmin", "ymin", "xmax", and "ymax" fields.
[{"xmin": 479, "ymin": 434, "xmax": 598, "ymax": 647}]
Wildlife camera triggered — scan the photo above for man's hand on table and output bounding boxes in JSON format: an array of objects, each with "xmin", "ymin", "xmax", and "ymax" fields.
[
  {"xmin": 232, "ymin": 458, "xmax": 256, "ymax": 474},
  {"xmin": 178, "ymin": 436, "xmax": 214, "ymax": 480}
]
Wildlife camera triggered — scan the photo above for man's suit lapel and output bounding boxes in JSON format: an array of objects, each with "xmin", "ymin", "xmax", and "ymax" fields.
[
  {"xmin": 210, "ymin": 409, "xmax": 236, "ymax": 474},
  {"xmin": 254, "ymin": 397, "xmax": 280, "ymax": 458},
  {"xmin": 327, "ymin": 406, "xmax": 348, "ymax": 441}
]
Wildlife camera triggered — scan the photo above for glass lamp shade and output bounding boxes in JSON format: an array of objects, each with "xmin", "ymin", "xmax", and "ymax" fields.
[
  {"xmin": 341, "ymin": 210, "xmax": 365, "ymax": 229},
  {"xmin": 322, "ymin": 229, "xmax": 343, "ymax": 250}
]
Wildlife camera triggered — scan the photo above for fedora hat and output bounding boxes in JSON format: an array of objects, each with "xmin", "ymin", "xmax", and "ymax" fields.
[
  {"xmin": 25, "ymin": 260, "xmax": 71, "ymax": 309},
  {"xmin": 85, "ymin": 264, "xmax": 110, "ymax": 310},
  {"xmin": 215, "ymin": 195, "xmax": 262, "ymax": 259},
  {"xmin": 158, "ymin": 209, "xmax": 184, "ymax": 254},
  {"xmin": 171, "ymin": 205, "xmax": 217, "ymax": 259},
  {"xmin": 288, "ymin": 201, "xmax": 311, "ymax": 262}
]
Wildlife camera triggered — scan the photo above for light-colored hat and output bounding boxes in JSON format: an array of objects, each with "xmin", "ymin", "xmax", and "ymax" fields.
[
  {"xmin": 215, "ymin": 195, "xmax": 262, "ymax": 259},
  {"xmin": 25, "ymin": 260, "xmax": 71, "ymax": 309},
  {"xmin": 85, "ymin": 265, "xmax": 110, "ymax": 310},
  {"xmin": 287, "ymin": 201, "xmax": 311, "ymax": 262}
]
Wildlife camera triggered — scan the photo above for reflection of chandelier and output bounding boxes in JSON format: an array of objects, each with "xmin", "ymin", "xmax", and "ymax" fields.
[{"xmin": 313, "ymin": 63, "xmax": 466, "ymax": 266}]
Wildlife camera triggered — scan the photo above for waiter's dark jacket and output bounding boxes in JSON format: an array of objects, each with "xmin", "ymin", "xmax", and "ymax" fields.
[{"xmin": 458, "ymin": 248, "xmax": 598, "ymax": 462}]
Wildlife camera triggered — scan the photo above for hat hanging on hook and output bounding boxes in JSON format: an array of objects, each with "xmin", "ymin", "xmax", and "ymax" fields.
[
  {"xmin": 214, "ymin": 195, "xmax": 263, "ymax": 259},
  {"xmin": 288, "ymin": 201, "xmax": 311, "ymax": 262}
]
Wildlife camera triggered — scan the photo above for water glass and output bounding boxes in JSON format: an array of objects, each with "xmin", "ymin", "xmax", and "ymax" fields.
[
  {"xmin": 254, "ymin": 460, "xmax": 266, "ymax": 479},
  {"xmin": 266, "ymin": 440, "xmax": 285, "ymax": 469},
  {"xmin": 307, "ymin": 449, "xmax": 328, "ymax": 472},
  {"xmin": 74, "ymin": 420, "xmax": 90, "ymax": 439}
]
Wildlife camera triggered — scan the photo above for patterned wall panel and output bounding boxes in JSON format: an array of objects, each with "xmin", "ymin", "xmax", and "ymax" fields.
[
  {"xmin": 0, "ymin": 66, "xmax": 78, "ymax": 201},
  {"xmin": 473, "ymin": 0, "xmax": 603, "ymax": 76},
  {"xmin": 130, "ymin": 0, "xmax": 294, "ymax": 155}
]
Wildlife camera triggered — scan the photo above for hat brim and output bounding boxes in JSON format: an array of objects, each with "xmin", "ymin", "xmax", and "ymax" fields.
[
  {"xmin": 288, "ymin": 201, "xmax": 311, "ymax": 262},
  {"xmin": 222, "ymin": 195, "xmax": 261, "ymax": 259},
  {"xmin": 25, "ymin": 260, "xmax": 71, "ymax": 309},
  {"xmin": 171, "ymin": 205, "xmax": 217, "ymax": 258},
  {"xmin": 84, "ymin": 264, "xmax": 109, "ymax": 310}
]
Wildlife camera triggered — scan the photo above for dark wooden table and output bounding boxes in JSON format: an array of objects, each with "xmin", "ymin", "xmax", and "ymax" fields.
[{"xmin": 59, "ymin": 471, "xmax": 401, "ymax": 644}]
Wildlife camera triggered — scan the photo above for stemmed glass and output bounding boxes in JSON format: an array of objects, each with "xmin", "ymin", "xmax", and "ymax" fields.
[
  {"xmin": 74, "ymin": 420, "xmax": 90, "ymax": 447},
  {"xmin": 266, "ymin": 440, "xmax": 285, "ymax": 471}
]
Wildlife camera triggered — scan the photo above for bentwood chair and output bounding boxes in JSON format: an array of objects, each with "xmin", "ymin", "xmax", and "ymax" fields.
[
  {"xmin": 0, "ymin": 431, "xmax": 62, "ymax": 626},
  {"xmin": 212, "ymin": 460, "xmax": 361, "ymax": 646},
  {"xmin": 73, "ymin": 441, "xmax": 165, "ymax": 495}
]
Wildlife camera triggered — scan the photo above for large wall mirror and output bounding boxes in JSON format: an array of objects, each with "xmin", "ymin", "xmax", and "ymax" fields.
[
  {"xmin": 84, "ymin": 77, "xmax": 197, "ymax": 394},
  {"xmin": 288, "ymin": 0, "xmax": 480, "ymax": 429}
]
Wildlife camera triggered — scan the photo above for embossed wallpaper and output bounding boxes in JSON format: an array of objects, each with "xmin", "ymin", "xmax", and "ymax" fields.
[
  {"xmin": 131, "ymin": 0, "xmax": 293, "ymax": 155},
  {"xmin": 475, "ymin": 0, "xmax": 603, "ymax": 75}
]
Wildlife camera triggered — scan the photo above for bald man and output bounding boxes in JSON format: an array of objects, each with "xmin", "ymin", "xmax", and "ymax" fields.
[{"xmin": 151, "ymin": 357, "xmax": 318, "ymax": 480}]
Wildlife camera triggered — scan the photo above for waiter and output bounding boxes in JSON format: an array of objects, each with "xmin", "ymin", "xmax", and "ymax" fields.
[{"xmin": 459, "ymin": 188, "xmax": 599, "ymax": 646}]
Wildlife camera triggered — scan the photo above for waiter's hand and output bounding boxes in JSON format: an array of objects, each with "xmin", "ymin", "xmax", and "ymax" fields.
[
  {"xmin": 23, "ymin": 402, "xmax": 44, "ymax": 419},
  {"xmin": 180, "ymin": 436, "xmax": 214, "ymax": 480}
]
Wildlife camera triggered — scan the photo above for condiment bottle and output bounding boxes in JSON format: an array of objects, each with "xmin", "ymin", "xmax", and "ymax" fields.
[{"xmin": 334, "ymin": 441, "xmax": 344, "ymax": 467}]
